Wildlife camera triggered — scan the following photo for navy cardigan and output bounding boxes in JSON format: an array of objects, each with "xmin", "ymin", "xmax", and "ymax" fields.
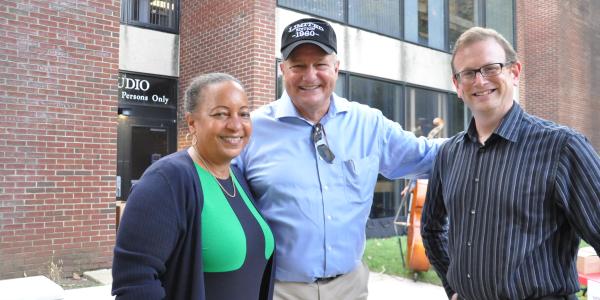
[{"xmin": 112, "ymin": 150, "xmax": 275, "ymax": 300}]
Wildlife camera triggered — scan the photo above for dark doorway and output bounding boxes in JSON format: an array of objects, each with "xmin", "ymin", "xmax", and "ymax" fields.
[
  {"xmin": 117, "ymin": 114, "xmax": 176, "ymax": 201},
  {"xmin": 131, "ymin": 126, "xmax": 169, "ymax": 180}
]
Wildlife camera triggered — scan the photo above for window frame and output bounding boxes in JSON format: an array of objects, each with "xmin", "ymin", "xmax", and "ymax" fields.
[
  {"xmin": 121, "ymin": 0, "xmax": 180, "ymax": 34},
  {"xmin": 277, "ymin": 0, "xmax": 516, "ymax": 53}
]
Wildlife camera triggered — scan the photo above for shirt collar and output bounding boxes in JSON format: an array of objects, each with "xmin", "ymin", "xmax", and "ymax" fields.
[
  {"xmin": 461, "ymin": 101, "xmax": 523, "ymax": 144},
  {"xmin": 273, "ymin": 91, "xmax": 350, "ymax": 121}
]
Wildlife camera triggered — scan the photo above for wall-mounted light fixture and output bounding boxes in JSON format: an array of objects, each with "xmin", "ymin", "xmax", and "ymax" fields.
[{"xmin": 118, "ymin": 108, "xmax": 132, "ymax": 116}]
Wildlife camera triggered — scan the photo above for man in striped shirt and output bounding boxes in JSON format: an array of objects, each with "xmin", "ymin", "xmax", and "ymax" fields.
[{"xmin": 421, "ymin": 26, "xmax": 600, "ymax": 300}]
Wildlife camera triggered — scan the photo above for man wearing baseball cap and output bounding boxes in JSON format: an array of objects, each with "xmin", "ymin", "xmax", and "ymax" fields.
[{"xmin": 235, "ymin": 18, "xmax": 442, "ymax": 300}]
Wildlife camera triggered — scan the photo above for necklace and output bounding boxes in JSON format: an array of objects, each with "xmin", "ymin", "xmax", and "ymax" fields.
[{"xmin": 191, "ymin": 146, "xmax": 237, "ymax": 198}]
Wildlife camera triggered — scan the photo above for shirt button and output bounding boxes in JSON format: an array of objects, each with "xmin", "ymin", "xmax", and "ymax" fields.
[
  {"xmin": 478, "ymin": 148, "xmax": 485, "ymax": 153},
  {"xmin": 467, "ymin": 273, "xmax": 471, "ymax": 279},
  {"xmin": 474, "ymin": 178, "xmax": 479, "ymax": 183},
  {"xmin": 327, "ymin": 246, "xmax": 332, "ymax": 251},
  {"xmin": 467, "ymin": 241, "xmax": 472, "ymax": 247},
  {"xmin": 323, "ymin": 185, "xmax": 328, "ymax": 191},
  {"xmin": 327, "ymin": 215, "xmax": 332, "ymax": 220},
  {"xmin": 470, "ymin": 210, "xmax": 475, "ymax": 215}
]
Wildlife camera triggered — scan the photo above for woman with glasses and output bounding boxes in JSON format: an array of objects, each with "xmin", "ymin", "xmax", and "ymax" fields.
[{"xmin": 112, "ymin": 73, "xmax": 275, "ymax": 300}]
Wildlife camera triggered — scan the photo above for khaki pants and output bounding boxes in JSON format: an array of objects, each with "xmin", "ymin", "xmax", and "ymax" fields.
[{"xmin": 274, "ymin": 262, "xmax": 369, "ymax": 300}]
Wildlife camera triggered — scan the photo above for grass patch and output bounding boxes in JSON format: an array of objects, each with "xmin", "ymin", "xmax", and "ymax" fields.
[
  {"xmin": 364, "ymin": 236, "xmax": 591, "ymax": 299},
  {"xmin": 580, "ymin": 239, "xmax": 590, "ymax": 248},
  {"xmin": 363, "ymin": 236, "xmax": 441, "ymax": 285}
]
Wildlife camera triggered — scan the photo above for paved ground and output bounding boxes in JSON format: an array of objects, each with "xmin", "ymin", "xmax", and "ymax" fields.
[
  {"xmin": 64, "ymin": 284, "xmax": 113, "ymax": 300},
  {"xmin": 62, "ymin": 270, "xmax": 447, "ymax": 299},
  {"xmin": 368, "ymin": 272, "xmax": 447, "ymax": 300},
  {"xmin": 1, "ymin": 269, "xmax": 446, "ymax": 299}
]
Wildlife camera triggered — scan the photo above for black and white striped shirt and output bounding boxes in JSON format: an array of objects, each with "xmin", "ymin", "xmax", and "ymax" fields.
[{"xmin": 422, "ymin": 102, "xmax": 600, "ymax": 299}]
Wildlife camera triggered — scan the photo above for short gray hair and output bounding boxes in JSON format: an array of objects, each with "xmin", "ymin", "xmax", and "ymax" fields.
[
  {"xmin": 451, "ymin": 27, "xmax": 517, "ymax": 74},
  {"xmin": 184, "ymin": 73, "xmax": 243, "ymax": 113}
]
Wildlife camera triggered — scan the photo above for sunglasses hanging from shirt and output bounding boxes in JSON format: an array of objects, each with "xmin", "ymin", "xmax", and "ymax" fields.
[{"xmin": 312, "ymin": 123, "xmax": 335, "ymax": 163}]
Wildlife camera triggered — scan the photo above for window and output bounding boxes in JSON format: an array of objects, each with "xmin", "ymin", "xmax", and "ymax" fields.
[
  {"xmin": 278, "ymin": 0, "xmax": 402, "ymax": 38},
  {"xmin": 348, "ymin": 0, "xmax": 401, "ymax": 38},
  {"xmin": 348, "ymin": 75, "xmax": 403, "ymax": 122},
  {"xmin": 406, "ymin": 87, "xmax": 449, "ymax": 138},
  {"xmin": 404, "ymin": 0, "xmax": 445, "ymax": 49},
  {"xmin": 278, "ymin": 0, "xmax": 344, "ymax": 22},
  {"xmin": 486, "ymin": 0, "xmax": 515, "ymax": 47},
  {"xmin": 448, "ymin": 0, "xmax": 481, "ymax": 50},
  {"xmin": 405, "ymin": 86, "xmax": 468, "ymax": 138},
  {"xmin": 121, "ymin": 0, "xmax": 179, "ymax": 33},
  {"xmin": 278, "ymin": 0, "xmax": 514, "ymax": 52},
  {"xmin": 448, "ymin": 0, "xmax": 515, "ymax": 52}
]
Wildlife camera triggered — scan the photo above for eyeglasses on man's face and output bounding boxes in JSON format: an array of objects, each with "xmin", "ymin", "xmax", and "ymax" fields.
[
  {"xmin": 454, "ymin": 62, "xmax": 513, "ymax": 83},
  {"xmin": 312, "ymin": 123, "xmax": 335, "ymax": 163}
]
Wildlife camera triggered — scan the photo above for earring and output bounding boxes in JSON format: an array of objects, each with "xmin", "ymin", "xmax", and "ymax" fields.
[
  {"xmin": 185, "ymin": 133, "xmax": 191, "ymax": 143},
  {"xmin": 192, "ymin": 134, "xmax": 197, "ymax": 146}
]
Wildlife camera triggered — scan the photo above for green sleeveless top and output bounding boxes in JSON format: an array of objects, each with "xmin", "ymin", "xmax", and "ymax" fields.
[{"xmin": 195, "ymin": 163, "xmax": 274, "ymax": 272}]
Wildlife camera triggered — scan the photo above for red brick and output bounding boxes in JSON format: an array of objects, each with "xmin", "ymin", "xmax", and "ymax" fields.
[
  {"xmin": 0, "ymin": 0, "xmax": 118, "ymax": 279},
  {"xmin": 178, "ymin": 0, "xmax": 276, "ymax": 148},
  {"xmin": 517, "ymin": 0, "xmax": 599, "ymax": 150}
]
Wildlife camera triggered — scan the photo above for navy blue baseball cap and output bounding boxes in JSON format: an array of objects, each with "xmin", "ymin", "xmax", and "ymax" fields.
[{"xmin": 281, "ymin": 18, "xmax": 337, "ymax": 60}]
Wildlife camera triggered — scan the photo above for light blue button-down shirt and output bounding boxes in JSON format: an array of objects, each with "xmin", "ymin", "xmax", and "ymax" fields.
[{"xmin": 235, "ymin": 92, "xmax": 442, "ymax": 283}]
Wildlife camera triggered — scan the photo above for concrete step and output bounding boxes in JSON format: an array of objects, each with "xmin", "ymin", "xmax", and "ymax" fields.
[
  {"xmin": 0, "ymin": 276, "xmax": 64, "ymax": 300},
  {"xmin": 83, "ymin": 269, "xmax": 112, "ymax": 286}
]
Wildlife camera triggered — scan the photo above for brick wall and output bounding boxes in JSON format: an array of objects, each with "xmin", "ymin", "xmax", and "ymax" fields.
[
  {"xmin": 517, "ymin": 0, "xmax": 600, "ymax": 150},
  {"xmin": 178, "ymin": 0, "xmax": 276, "ymax": 148},
  {"xmin": 0, "ymin": 0, "xmax": 120, "ymax": 279},
  {"xmin": 558, "ymin": 0, "xmax": 600, "ymax": 150}
]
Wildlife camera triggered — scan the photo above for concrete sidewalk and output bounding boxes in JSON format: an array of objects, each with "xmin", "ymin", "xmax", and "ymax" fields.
[
  {"xmin": 368, "ymin": 272, "xmax": 447, "ymax": 299},
  {"xmin": 63, "ymin": 269, "xmax": 114, "ymax": 300},
  {"xmin": 65, "ymin": 269, "xmax": 446, "ymax": 299},
  {"xmin": 1, "ymin": 269, "xmax": 446, "ymax": 299},
  {"xmin": 64, "ymin": 284, "xmax": 113, "ymax": 300}
]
